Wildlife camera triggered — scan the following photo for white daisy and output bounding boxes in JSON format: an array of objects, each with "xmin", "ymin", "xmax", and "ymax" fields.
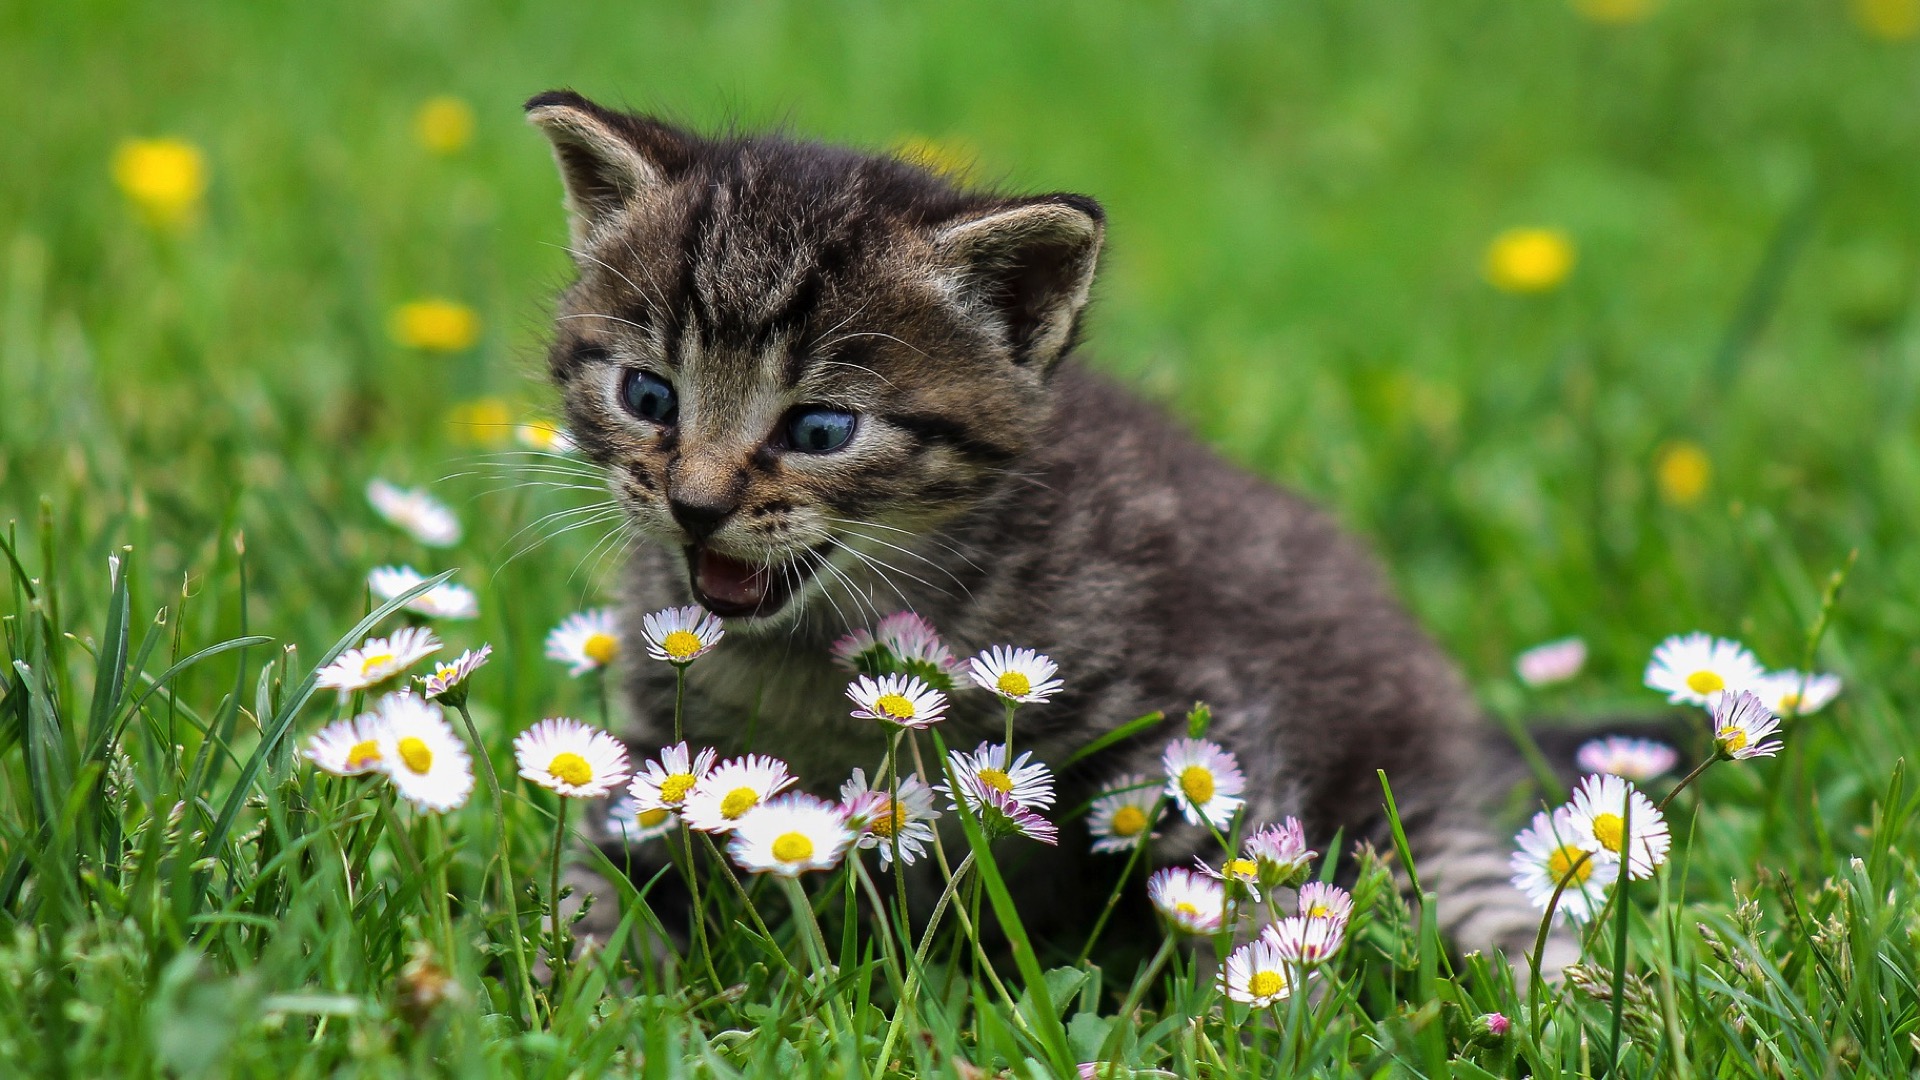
[
  {"xmin": 367, "ymin": 565, "xmax": 478, "ymax": 620},
  {"xmin": 1087, "ymin": 775, "xmax": 1161, "ymax": 854},
  {"xmin": 1644, "ymin": 632, "xmax": 1765, "ymax": 707},
  {"xmin": 728, "ymin": 793, "xmax": 855, "ymax": 877},
  {"xmin": 1575, "ymin": 736, "xmax": 1679, "ymax": 782},
  {"xmin": 603, "ymin": 795, "xmax": 678, "ymax": 843},
  {"xmin": 316, "ymin": 626, "xmax": 441, "ymax": 696},
  {"xmin": 370, "ymin": 693, "xmax": 473, "ymax": 812},
  {"xmin": 1146, "ymin": 867, "xmax": 1226, "ymax": 935},
  {"xmin": 1297, "ymin": 881, "xmax": 1354, "ymax": 925},
  {"xmin": 303, "ymin": 715, "xmax": 388, "ymax": 776},
  {"xmin": 1712, "ymin": 689, "xmax": 1783, "ymax": 761},
  {"xmin": 1197, "ymin": 855, "xmax": 1265, "ymax": 901},
  {"xmin": 1263, "ymin": 915, "xmax": 1345, "ymax": 968},
  {"xmin": 1510, "ymin": 806, "xmax": 1617, "ymax": 924},
  {"xmin": 967, "ymin": 645, "xmax": 1064, "ymax": 704},
  {"xmin": 546, "ymin": 609, "xmax": 620, "ymax": 676},
  {"xmin": 1219, "ymin": 938, "xmax": 1294, "ymax": 1007},
  {"xmin": 679, "ymin": 754, "xmax": 797, "ymax": 833},
  {"xmin": 629, "ymin": 741, "xmax": 719, "ymax": 814},
  {"xmin": 418, "ymin": 645, "xmax": 492, "ymax": 704},
  {"xmin": 1243, "ymin": 818, "xmax": 1317, "ymax": 888},
  {"xmin": 514, "ymin": 422, "xmax": 576, "ymax": 454},
  {"xmin": 1566, "ymin": 773, "xmax": 1669, "ymax": 880},
  {"xmin": 640, "ymin": 605, "xmax": 724, "ymax": 665},
  {"xmin": 847, "ymin": 673, "xmax": 949, "ymax": 730},
  {"xmin": 1752, "ymin": 669, "xmax": 1842, "ymax": 718},
  {"xmin": 939, "ymin": 741, "xmax": 1055, "ymax": 810},
  {"xmin": 1515, "ymin": 636, "xmax": 1587, "ymax": 687},
  {"xmin": 1161, "ymin": 738, "xmax": 1246, "ymax": 831},
  {"xmin": 839, "ymin": 768, "xmax": 940, "ymax": 868},
  {"xmin": 366, "ymin": 478, "xmax": 461, "ymax": 547},
  {"xmin": 513, "ymin": 718, "xmax": 632, "ymax": 798}
]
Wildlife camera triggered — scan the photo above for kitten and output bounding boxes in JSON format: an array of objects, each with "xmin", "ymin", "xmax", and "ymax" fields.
[{"xmin": 525, "ymin": 90, "xmax": 1545, "ymax": 962}]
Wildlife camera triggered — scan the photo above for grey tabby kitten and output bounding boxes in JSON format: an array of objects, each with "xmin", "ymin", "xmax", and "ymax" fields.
[{"xmin": 524, "ymin": 90, "xmax": 1541, "ymax": 961}]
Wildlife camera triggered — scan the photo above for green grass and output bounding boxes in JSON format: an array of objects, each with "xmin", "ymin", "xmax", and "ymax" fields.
[{"xmin": 5, "ymin": 0, "xmax": 1920, "ymax": 1074}]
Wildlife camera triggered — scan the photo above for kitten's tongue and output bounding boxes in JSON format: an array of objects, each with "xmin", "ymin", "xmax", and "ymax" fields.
[{"xmin": 696, "ymin": 549, "xmax": 770, "ymax": 609}]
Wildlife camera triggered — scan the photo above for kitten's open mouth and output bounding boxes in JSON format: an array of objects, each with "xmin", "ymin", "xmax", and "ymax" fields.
[{"xmin": 685, "ymin": 545, "xmax": 826, "ymax": 620}]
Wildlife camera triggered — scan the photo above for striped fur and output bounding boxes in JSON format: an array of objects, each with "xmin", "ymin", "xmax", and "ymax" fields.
[{"xmin": 526, "ymin": 92, "xmax": 1556, "ymax": 967}]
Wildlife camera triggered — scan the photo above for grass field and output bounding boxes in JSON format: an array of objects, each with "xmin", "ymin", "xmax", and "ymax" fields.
[{"xmin": 4, "ymin": 0, "xmax": 1920, "ymax": 1075}]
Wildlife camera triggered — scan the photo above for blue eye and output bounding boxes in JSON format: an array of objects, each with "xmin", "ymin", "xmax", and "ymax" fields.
[
  {"xmin": 785, "ymin": 407, "xmax": 856, "ymax": 453},
  {"xmin": 622, "ymin": 370, "xmax": 676, "ymax": 423}
]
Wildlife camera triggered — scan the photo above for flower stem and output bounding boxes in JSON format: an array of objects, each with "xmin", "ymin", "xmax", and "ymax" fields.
[
  {"xmin": 548, "ymin": 798, "xmax": 569, "ymax": 998},
  {"xmin": 1076, "ymin": 795, "xmax": 1170, "ymax": 966},
  {"xmin": 871, "ymin": 851, "xmax": 975, "ymax": 1080},
  {"xmin": 1001, "ymin": 700, "xmax": 1017, "ymax": 768},
  {"xmin": 675, "ymin": 825, "xmax": 725, "ymax": 991},
  {"xmin": 452, "ymin": 702, "xmax": 536, "ymax": 1026},
  {"xmin": 1090, "ymin": 934, "xmax": 1177, "ymax": 1074},
  {"xmin": 1656, "ymin": 755, "xmax": 1718, "ymax": 814},
  {"xmin": 672, "ymin": 664, "xmax": 687, "ymax": 744}
]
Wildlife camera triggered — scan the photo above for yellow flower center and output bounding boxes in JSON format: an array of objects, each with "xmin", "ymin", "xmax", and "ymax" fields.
[
  {"xmin": 433, "ymin": 665, "xmax": 458, "ymax": 682},
  {"xmin": 996, "ymin": 670, "xmax": 1032, "ymax": 697},
  {"xmin": 875, "ymin": 693, "xmax": 915, "ymax": 720},
  {"xmin": 976, "ymin": 768, "xmax": 1013, "ymax": 794},
  {"xmin": 1685, "ymin": 669, "xmax": 1725, "ymax": 695},
  {"xmin": 661, "ymin": 629, "xmax": 703, "ymax": 660},
  {"xmin": 346, "ymin": 740, "xmax": 382, "ymax": 769},
  {"xmin": 1717, "ymin": 727, "xmax": 1747, "ymax": 753},
  {"xmin": 1307, "ymin": 903, "xmax": 1333, "ymax": 918},
  {"xmin": 548, "ymin": 752, "xmax": 593, "ymax": 787},
  {"xmin": 638, "ymin": 808, "xmax": 671, "ymax": 827},
  {"xmin": 1111, "ymin": 805, "xmax": 1148, "ymax": 837},
  {"xmin": 1546, "ymin": 844, "xmax": 1593, "ymax": 884},
  {"xmin": 583, "ymin": 633, "xmax": 619, "ymax": 666},
  {"xmin": 659, "ymin": 773, "xmax": 696, "ymax": 804},
  {"xmin": 1174, "ymin": 901, "xmax": 1201, "ymax": 920},
  {"xmin": 1591, "ymin": 814, "xmax": 1625, "ymax": 854},
  {"xmin": 719, "ymin": 787, "xmax": 760, "ymax": 819},
  {"xmin": 772, "ymin": 832, "xmax": 815, "ymax": 863},
  {"xmin": 1223, "ymin": 858, "xmax": 1258, "ymax": 880},
  {"xmin": 867, "ymin": 797, "xmax": 907, "ymax": 839},
  {"xmin": 1778, "ymin": 692, "xmax": 1802, "ymax": 713},
  {"xmin": 1179, "ymin": 765, "xmax": 1215, "ymax": 805},
  {"xmin": 398, "ymin": 737, "xmax": 433, "ymax": 775},
  {"xmin": 359, "ymin": 652, "xmax": 395, "ymax": 678},
  {"xmin": 1249, "ymin": 971, "xmax": 1286, "ymax": 999}
]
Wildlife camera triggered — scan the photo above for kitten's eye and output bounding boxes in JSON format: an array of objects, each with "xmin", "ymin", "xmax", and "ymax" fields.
[
  {"xmin": 784, "ymin": 407, "xmax": 856, "ymax": 454},
  {"xmin": 622, "ymin": 370, "xmax": 677, "ymax": 424}
]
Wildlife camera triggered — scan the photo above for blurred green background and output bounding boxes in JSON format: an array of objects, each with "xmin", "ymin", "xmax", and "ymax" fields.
[{"xmin": 2, "ymin": 0, "xmax": 1916, "ymax": 727}]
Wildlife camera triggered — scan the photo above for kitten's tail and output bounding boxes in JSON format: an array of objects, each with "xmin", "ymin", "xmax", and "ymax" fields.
[{"xmin": 1411, "ymin": 715, "xmax": 1690, "ymax": 980}]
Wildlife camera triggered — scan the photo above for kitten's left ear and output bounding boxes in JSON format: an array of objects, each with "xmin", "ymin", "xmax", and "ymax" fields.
[{"xmin": 932, "ymin": 194, "xmax": 1105, "ymax": 368}]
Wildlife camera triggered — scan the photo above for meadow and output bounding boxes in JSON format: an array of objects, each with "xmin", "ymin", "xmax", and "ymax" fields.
[{"xmin": 4, "ymin": 0, "xmax": 1920, "ymax": 1075}]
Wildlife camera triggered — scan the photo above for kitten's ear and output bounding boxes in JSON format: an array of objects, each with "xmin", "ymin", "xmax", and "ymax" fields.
[
  {"xmin": 932, "ymin": 195, "xmax": 1105, "ymax": 368},
  {"xmin": 524, "ymin": 90, "xmax": 686, "ymax": 249}
]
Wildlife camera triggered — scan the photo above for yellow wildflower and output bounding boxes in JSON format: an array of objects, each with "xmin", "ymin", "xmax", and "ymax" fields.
[
  {"xmin": 1854, "ymin": 0, "xmax": 1920, "ymax": 40},
  {"xmin": 445, "ymin": 398, "xmax": 513, "ymax": 446},
  {"xmin": 391, "ymin": 299, "xmax": 480, "ymax": 352},
  {"xmin": 893, "ymin": 135, "xmax": 977, "ymax": 178},
  {"xmin": 1573, "ymin": 0, "xmax": 1657, "ymax": 25},
  {"xmin": 1485, "ymin": 228, "xmax": 1576, "ymax": 294},
  {"xmin": 112, "ymin": 138, "xmax": 208, "ymax": 227},
  {"xmin": 415, "ymin": 96, "xmax": 476, "ymax": 155},
  {"xmin": 1655, "ymin": 440, "xmax": 1711, "ymax": 507}
]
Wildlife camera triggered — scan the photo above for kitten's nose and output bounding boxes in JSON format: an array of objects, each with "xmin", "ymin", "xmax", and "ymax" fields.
[{"xmin": 668, "ymin": 494, "xmax": 735, "ymax": 542}]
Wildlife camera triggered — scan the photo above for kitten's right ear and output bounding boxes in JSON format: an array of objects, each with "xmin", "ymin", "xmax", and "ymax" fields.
[{"xmin": 524, "ymin": 90, "xmax": 685, "ymax": 249}]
